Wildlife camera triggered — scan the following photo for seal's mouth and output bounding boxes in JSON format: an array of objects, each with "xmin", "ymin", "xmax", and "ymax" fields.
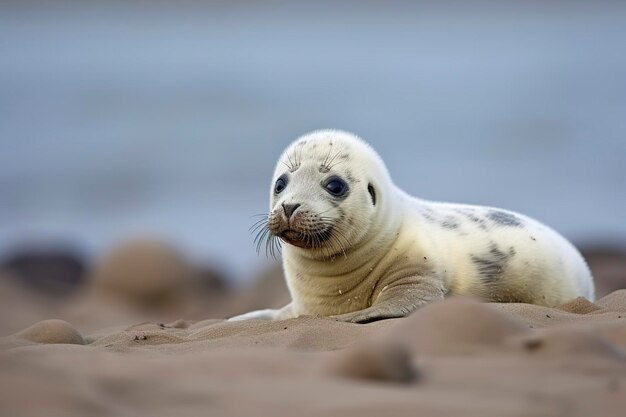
[
  {"xmin": 280, "ymin": 229, "xmax": 303, "ymax": 241},
  {"xmin": 278, "ymin": 228, "xmax": 333, "ymax": 249}
]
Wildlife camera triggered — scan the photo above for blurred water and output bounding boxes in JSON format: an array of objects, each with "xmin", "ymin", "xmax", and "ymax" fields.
[{"xmin": 1, "ymin": 1, "xmax": 625, "ymax": 282}]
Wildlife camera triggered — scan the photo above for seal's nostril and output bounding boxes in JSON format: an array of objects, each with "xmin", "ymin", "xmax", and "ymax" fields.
[{"xmin": 282, "ymin": 203, "xmax": 301, "ymax": 218}]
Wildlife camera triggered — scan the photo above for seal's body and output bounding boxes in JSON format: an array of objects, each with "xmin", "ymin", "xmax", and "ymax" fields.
[{"xmin": 233, "ymin": 130, "xmax": 594, "ymax": 323}]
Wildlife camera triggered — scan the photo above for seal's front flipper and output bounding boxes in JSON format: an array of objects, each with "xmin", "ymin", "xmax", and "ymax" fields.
[
  {"xmin": 331, "ymin": 277, "xmax": 445, "ymax": 324},
  {"xmin": 228, "ymin": 303, "xmax": 294, "ymax": 321},
  {"xmin": 228, "ymin": 309, "xmax": 281, "ymax": 321},
  {"xmin": 331, "ymin": 305, "xmax": 410, "ymax": 324}
]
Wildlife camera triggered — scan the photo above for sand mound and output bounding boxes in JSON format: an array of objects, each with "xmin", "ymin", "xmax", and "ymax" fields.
[
  {"xmin": 328, "ymin": 339, "xmax": 417, "ymax": 384},
  {"xmin": 89, "ymin": 315, "xmax": 368, "ymax": 352},
  {"xmin": 558, "ymin": 297, "xmax": 603, "ymax": 314},
  {"xmin": 509, "ymin": 328, "xmax": 625, "ymax": 359},
  {"xmin": 384, "ymin": 297, "xmax": 529, "ymax": 354},
  {"xmin": 596, "ymin": 290, "xmax": 626, "ymax": 313},
  {"xmin": 15, "ymin": 319, "xmax": 84, "ymax": 345}
]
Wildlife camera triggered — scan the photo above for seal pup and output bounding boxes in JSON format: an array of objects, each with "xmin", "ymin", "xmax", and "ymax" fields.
[{"xmin": 232, "ymin": 130, "xmax": 594, "ymax": 323}]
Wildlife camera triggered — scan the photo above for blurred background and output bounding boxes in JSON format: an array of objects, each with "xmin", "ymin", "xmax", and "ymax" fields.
[{"xmin": 1, "ymin": 0, "xmax": 625, "ymax": 334}]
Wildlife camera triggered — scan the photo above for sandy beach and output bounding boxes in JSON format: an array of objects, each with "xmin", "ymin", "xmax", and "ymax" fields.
[{"xmin": 2, "ymin": 285, "xmax": 626, "ymax": 417}]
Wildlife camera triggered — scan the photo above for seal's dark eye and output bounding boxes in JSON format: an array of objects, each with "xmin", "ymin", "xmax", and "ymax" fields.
[
  {"xmin": 274, "ymin": 176, "xmax": 287, "ymax": 194},
  {"xmin": 324, "ymin": 177, "xmax": 348, "ymax": 197}
]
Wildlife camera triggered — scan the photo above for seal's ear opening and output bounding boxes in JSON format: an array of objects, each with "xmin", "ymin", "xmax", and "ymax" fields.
[{"xmin": 367, "ymin": 183, "xmax": 376, "ymax": 206}]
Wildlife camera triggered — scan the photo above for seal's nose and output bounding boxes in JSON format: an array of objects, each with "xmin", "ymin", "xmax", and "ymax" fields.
[{"xmin": 282, "ymin": 203, "xmax": 301, "ymax": 218}]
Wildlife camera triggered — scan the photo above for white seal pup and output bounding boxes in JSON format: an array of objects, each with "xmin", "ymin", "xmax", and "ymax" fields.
[{"xmin": 232, "ymin": 130, "xmax": 594, "ymax": 323}]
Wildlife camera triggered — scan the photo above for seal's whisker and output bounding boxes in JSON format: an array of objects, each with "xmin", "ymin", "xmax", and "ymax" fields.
[
  {"xmin": 265, "ymin": 232, "xmax": 275, "ymax": 259},
  {"xmin": 286, "ymin": 152, "xmax": 294, "ymax": 169},
  {"xmin": 253, "ymin": 232, "xmax": 266, "ymax": 253},
  {"xmin": 317, "ymin": 208, "xmax": 335, "ymax": 217},
  {"xmin": 316, "ymin": 231, "xmax": 324, "ymax": 251},
  {"xmin": 249, "ymin": 218, "xmax": 268, "ymax": 232},
  {"xmin": 324, "ymin": 230, "xmax": 346, "ymax": 260},
  {"xmin": 250, "ymin": 226, "xmax": 266, "ymax": 237},
  {"xmin": 263, "ymin": 234, "xmax": 273, "ymax": 259},
  {"xmin": 270, "ymin": 236, "xmax": 282, "ymax": 260},
  {"xmin": 255, "ymin": 228, "xmax": 270, "ymax": 254},
  {"xmin": 326, "ymin": 149, "xmax": 343, "ymax": 171},
  {"xmin": 265, "ymin": 238, "xmax": 272, "ymax": 259},
  {"xmin": 252, "ymin": 227, "xmax": 265, "ymax": 245},
  {"xmin": 268, "ymin": 236, "xmax": 275, "ymax": 259},
  {"xmin": 280, "ymin": 160, "xmax": 291, "ymax": 170},
  {"xmin": 320, "ymin": 141, "xmax": 334, "ymax": 172},
  {"xmin": 250, "ymin": 221, "xmax": 268, "ymax": 233},
  {"xmin": 296, "ymin": 143, "xmax": 304, "ymax": 167},
  {"xmin": 329, "ymin": 232, "xmax": 345, "ymax": 256},
  {"xmin": 285, "ymin": 148, "xmax": 301, "ymax": 172},
  {"xmin": 317, "ymin": 218, "xmax": 350, "ymax": 259},
  {"xmin": 252, "ymin": 220, "xmax": 269, "ymax": 238}
]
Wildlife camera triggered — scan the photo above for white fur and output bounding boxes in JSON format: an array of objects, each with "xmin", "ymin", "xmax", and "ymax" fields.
[{"xmin": 231, "ymin": 130, "xmax": 594, "ymax": 321}]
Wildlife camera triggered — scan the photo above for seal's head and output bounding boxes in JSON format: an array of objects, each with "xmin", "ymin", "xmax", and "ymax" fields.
[{"xmin": 262, "ymin": 130, "xmax": 394, "ymax": 259}]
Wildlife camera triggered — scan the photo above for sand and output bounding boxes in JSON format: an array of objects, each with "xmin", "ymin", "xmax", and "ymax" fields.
[{"xmin": 2, "ymin": 291, "xmax": 626, "ymax": 417}]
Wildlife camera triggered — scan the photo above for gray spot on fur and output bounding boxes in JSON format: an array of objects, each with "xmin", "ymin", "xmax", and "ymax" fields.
[
  {"xmin": 420, "ymin": 207, "xmax": 437, "ymax": 222},
  {"xmin": 487, "ymin": 210, "xmax": 523, "ymax": 227},
  {"xmin": 441, "ymin": 216, "xmax": 460, "ymax": 229},
  {"xmin": 453, "ymin": 208, "xmax": 489, "ymax": 231},
  {"xmin": 470, "ymin": 242, "xmax": 516, "ymax": 283},
  {"xmin": 344, "ymin": 171, "xmax": 360, "ymax": 184}
]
